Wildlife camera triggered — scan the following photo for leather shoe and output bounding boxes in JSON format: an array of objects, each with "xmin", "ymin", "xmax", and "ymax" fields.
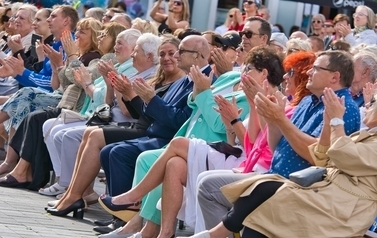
[
  {"xmin": 94, "ymin": 218, "xmax": 114, "ymax": 226},
  {"xmin": 98, "ymin": 194, "xmax": 141, "ymax": 222},
  {"xmin": 93, "ymin": 218, "xmax": 125, "ymax": 234},
  {"xmin": 0, "ymin": 174, "xmax": 30, "ymax": 188}
]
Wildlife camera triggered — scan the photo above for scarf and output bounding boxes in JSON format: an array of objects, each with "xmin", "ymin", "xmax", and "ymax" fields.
[{"xmin": 354, "ymin": 26, "xmax": 368, "ymax": 35}]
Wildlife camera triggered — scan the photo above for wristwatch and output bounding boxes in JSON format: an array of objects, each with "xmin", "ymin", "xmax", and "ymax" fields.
[{"xmin": 329, "ymin": 118, "xmax": 344, "ymax": 127}]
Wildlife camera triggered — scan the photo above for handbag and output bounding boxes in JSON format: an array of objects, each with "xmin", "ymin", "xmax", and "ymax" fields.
[
  {"xmin": 205, "ymin": 141, "xmax": 243, "ymax": 170},
  {"xmin": 86, "ymin": 104, "xmax": 112, "ymax": 126},
  {"xmin": 289, "ymin": 166, "xmax": 327, "ymax": 187},
  {"xmin": 57, "ymin": 84, "xmax": 83, "ymax": 110},
  {"xmin": 60, "ymin": 109, "xmax": 88, "ymax": 124}
]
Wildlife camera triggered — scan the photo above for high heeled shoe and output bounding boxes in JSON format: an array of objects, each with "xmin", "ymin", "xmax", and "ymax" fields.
[
  {"xmin": 98, "ymin": 194, "xmax": 141, "ymax": 222},
  {"xmin": 46, "ymin": 198, "xmax": 85, "ymax": 219}
]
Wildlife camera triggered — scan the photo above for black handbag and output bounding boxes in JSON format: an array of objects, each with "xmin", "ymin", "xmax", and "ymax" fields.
[
  {"xmin": 205, "ymin": 141, "xmax": 243, "ymax": 170},
  {"xmin": 289, "ymin": 166, "xmax": 327, "ymax": 187},
  {"xmin": 86, "ymin": 104, "xmax": 112, "ymax": 126}
]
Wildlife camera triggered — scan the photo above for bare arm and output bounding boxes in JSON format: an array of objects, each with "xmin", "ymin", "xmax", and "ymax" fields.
[
  {"xmin": 51, "ymin": 71, "xmax": 60, "ymax": 90},
  {"xmin": 167, "ymin": 13, "xmax": 189, "ymax": 31},
  {"xmin": 115, "ymin": 91, "xmax": 131, "ymax": 117},
  {"xmin": 149, "ymin": 0, "xmax": 167, "ymax": 23},
  {"xmin": 247, "ymin": 106, "xmax": 261, "ymax": 144},
  {"xmin": 275, "ymin": 116, "xmax": 317, "ymax": 164},
  {"xmin": 105, "ymin": 78, "xmax": 115, "ymax": 106},
  {"xmin": 267, "ymin": 122, "xmax": 283, "ymax": 152},
  {"xmin": 231, "ymin": 121, "xmax": 246, "ymax": 147}
]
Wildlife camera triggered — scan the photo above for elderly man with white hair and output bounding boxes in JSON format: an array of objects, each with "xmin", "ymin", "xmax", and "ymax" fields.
[{"xmin": 351, "ymin": 50, "xmax": 377, "ymax": 107}]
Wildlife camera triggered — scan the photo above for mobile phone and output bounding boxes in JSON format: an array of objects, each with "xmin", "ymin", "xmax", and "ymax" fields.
[{"xmin": 30, "ymin": 34, "xmax": 42, "ymax": 58}]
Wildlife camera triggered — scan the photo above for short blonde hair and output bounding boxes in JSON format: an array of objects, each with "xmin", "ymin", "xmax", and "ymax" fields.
[
  {"xmin": 286, "ymin": 38, "xmax": 312, "ymax": 54},
  {"xmin": 132, "ymin": 18, "xmax": 158, "ymax": 35}
]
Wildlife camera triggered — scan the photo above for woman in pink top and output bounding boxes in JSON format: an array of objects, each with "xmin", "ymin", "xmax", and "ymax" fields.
[{"xmin": 239, "ymin": 51, "xmax": 316, "ymax": 173}]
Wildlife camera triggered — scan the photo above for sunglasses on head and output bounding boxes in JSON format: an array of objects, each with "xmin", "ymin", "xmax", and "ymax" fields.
[
  {"xmin": 312, "ymin": 20, "xmax": 322, "ymax": 24},
  {"xmin": 173, "ymin": 1, "xmax": 183, "ymax": 6},
  {"xmin": 243, "ymin": 0, "xmax": 255, "ymax": 5},
  {"xmin": 239, "ymin": 30, "xmax": 260, "ymax": 39}
]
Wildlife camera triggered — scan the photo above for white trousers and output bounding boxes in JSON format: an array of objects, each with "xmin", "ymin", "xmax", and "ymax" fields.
[{"xmin": 43, "ymin": 118, "xmax": 86, "ymax": 185}]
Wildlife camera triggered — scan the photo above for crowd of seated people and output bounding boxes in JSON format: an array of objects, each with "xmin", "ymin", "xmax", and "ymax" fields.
[{"xmin": 0, "ymin": 1, "xmax": 376, "ymax": 238}]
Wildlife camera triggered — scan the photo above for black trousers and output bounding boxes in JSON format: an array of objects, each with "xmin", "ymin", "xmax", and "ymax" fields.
[
  {"xmin": 222, "ymin": 181, "xmax": 284, "ymax": 238},
  {"xmin": 10, "ymin": 108, "xmax": 61, "ymax": 191}
]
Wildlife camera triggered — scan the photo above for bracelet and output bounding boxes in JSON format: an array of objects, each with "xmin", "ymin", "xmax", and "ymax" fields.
[
  {"xmin": 68, "ymin": 53, "xmax": 79, "ymax": 58},
  {"xmin": 85, "ymin": 82, "xmax": 94, "ymax": 89},
  {"xmin": 226, "ymin": 128, "xmax": 235, "ymax": 135},
  {"xmin": 56, "ymin": 65, "xmax": 64, "ymax": 71},
  {"xmin": 230, "ymin": 118, "xmax": 242, "ymax": 126}
]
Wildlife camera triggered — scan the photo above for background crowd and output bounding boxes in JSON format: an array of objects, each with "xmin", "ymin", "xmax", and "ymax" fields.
[{"xmin": 0, "ymin": 0, "xmax": 376, "ymax": 238}]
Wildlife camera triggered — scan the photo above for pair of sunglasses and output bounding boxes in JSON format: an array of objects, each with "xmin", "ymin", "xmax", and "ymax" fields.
[
  {"xmin": 173, "ymin": 1, "xmax": 183, "ymax": 6},
  {"xmin": 243, "ymin": 0, "xmax": 254, "ymax": 5},
  {"xmin": 239, "ymin": 30, "xmax": 261, "ymax": 39},
  {"xmin": 222, "ymin": 45, "xmax": 236, "ymax": 51}
]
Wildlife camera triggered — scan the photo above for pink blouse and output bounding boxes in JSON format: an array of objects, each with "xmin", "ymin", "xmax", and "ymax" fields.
[{"xmin": 240, "ymin": 105, "xmax": 295, "ymax": 173}]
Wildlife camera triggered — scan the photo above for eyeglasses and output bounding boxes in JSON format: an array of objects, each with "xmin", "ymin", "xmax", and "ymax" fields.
[
  {"xmin": 237, "ymin": 44, "xmax": 244, "ymax": 52},
  {"xmin": 353, "ymin": 12, "xmax": 367, "ymax": 18},
  {"xmin": 103, "ymin": 14, "xmax": 113, "ymax": 19},
  {"xmin": 312, "ymin": 20, "xmax": 322, "ymax": 24},
  {"xmin": 286, "ymin": 68, "xmax": 295, "ymax": 78},
  {"xmin": 287, "ymin": 48, "xmax": 299, "ymax": 54},
  {"xmin": 243, "ymin": 64, "xmax": 255, "ymax": 72},
  {"xmin": 174, "ymin": 1, "xmax": 183, "ymax": 6},
  {"xmin": 312, "ymin": 65, "xmax": 336, "ymax": 72},
  {"xmin": 243, "ymin": 0, "xmax": 255, "ymax": 5},
  {"xmin": 222, "ymin": 45, "xmax": 236, "ymax": 52},
  {"xmin": 239, "ymin": 30, "xmax": 261, "ymax": 39},
  {"xmin": 324, "ymin": 24, "xmax": 333, "ymax": 28},
  {"xmin": 177, "ymin": 48, "xmax": 204, "ymax": 59},
  {"xmin": 158, "ymin": 7, "xmax": 165, "ymax": 10},
  {"xmin": 330, "ymin": 45, "xmax": 339, "ymax": 50},
  {"xmin": 98, "ymin": 32, "xmax": 107, "ymax": 38}
]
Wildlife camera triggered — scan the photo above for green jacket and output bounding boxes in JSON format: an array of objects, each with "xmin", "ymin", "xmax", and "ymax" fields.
[{"xmin": 174, "ymin": 71, "xmax": 249, "ymax": 142}]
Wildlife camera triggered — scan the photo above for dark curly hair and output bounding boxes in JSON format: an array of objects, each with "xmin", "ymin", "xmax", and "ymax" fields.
[
  {"xmin": 283, "ymin": 51, "xmax": 316, "ymax": 106},
  {"xmin": 245, "ymin": 46, "xmax": 284, "ymax": 87}
]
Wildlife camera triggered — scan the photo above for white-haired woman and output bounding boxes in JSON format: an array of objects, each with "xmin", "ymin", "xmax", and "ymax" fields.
[
  {"xmin": 44, "ymin": 33, "xmax": 163, "ymax": 219},
  {"xmin": 338, "ymin": 5, "xmax": 377, "ymax": 46}
]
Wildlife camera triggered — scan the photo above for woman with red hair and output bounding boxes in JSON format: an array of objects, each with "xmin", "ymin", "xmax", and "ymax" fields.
[
  {"xmin": 283, "ymin": 51, "xmax": 315, "ymax": 106},
  {"xmin": 240, "ymin": 51, "xmax": 316, "ymax": 173}
]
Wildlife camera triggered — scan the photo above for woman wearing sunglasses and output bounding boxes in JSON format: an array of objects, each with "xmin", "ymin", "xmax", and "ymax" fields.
[
  {"xmin": 149, "ymin": 0, "xmax": 190, "ymax": 34},
  {"xmin": 310, "ymin": 13, "xmax": 325, "ymax": 39},
  {"xmin": 338, "ymin": 5, "xmax": 377, "ymax": 46},
  {"xmin": 215, "ymin": 8, "xmax": 239, "ymax": 35},
  {"xmin": 229, "ymin": 0, "xmax": 259, "ymax": 32}
]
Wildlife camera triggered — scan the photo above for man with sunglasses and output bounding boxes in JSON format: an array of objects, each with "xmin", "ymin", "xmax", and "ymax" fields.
[{"xmin": 211, "ymin": 16, "xmax": 270, "ymax": 77}]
